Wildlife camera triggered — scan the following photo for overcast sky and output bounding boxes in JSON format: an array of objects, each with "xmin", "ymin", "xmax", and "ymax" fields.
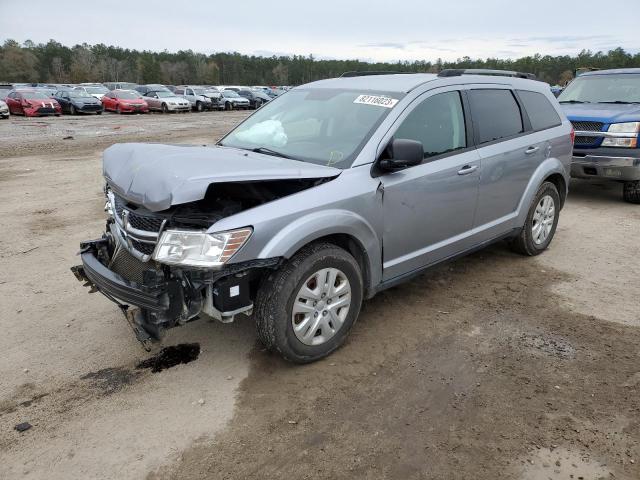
[{"xmin": 1, "ymin": 0, "xmax": 638, "ymax": 62}]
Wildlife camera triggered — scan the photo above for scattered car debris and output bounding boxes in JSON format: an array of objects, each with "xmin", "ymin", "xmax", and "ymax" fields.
[{"xmin": 14, "ymin": 422, "xmax": 32, "ymax": 432}]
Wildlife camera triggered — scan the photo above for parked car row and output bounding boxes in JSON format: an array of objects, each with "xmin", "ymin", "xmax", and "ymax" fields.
[{"xmin": 0, "ymin": 81, "xmax": 288, "ymax": 118}]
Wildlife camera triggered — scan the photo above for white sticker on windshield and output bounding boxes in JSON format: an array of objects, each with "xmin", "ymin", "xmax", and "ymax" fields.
[{"xmin": 353, "ymin": 95, "xmax": 398, "ymax": 108}]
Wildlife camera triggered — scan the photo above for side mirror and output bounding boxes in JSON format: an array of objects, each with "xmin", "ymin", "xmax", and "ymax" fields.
[{"xmin": 378, "ymin": 138, "xmax": 424, "ymax": 172}]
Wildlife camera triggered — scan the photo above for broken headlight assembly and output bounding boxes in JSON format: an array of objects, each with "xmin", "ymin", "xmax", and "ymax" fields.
[{"xmin": 152, "ymin": 228, "xmax": 252, "ymax": 268}]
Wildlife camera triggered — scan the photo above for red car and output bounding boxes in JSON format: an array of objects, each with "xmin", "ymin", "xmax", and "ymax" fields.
[
  {"xmin": 102, "ymin": 90, "xmax": 149, "ymax": 114},
  {"xmin": 5, "ymin": 90, "xmax": 61, "ymax": 117}
]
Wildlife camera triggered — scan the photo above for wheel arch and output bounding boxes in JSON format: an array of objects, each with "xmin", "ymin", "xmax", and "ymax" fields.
[
  {"xmin": 255, "ymin": 210, "xmax": 381, "ymax": 297},
  {"xmin": 515, "ymin": 157, "xmax": 569, "ymax": 226}
]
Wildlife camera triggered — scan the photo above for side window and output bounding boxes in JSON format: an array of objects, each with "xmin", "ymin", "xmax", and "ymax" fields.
[
  {"xmin": 517, "ymin": 90, "xmax": 562, "ymax": 131},
  {"xmin": 393, "ymin": 91, "xmax": 466, "ymax": 159},
  {"xmin": 469, "ymin": 89, "xmax": 523, "ymax": 144},
  {"xmin": 186, "ymin": 89, "xmax": 193, "ymax": 96}
]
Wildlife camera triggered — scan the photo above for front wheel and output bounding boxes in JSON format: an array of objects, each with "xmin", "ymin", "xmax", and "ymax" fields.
[
  {"xmin": 161, "ymin": 103, "xmax": 168, "ymax": 113},
  {"xmin": 69, "ymin": 104, "xmax": 76, "ymax": 115},
  {"xmin": 195, "ymin": 101, "xmax": 203, "ymax": 112},
  {"xmin": 511, "ymin": 181, "xmax": 560, "ymax": 256},
  {"xmin": 225, "ymin": 102, "xmax": 232, "ymax": 111},
  {"xmin": 623, "ymin": 181, "xmax": 640, "ymax": 204},
  {"xmin": 254, "ymin": 243, "xmax": 363, "ymax": 363}
]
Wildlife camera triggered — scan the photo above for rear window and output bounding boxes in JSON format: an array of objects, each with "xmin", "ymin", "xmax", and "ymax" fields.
[
  {"xmin": 469, "ymin": 89, "xmax": 523, "ymax": 144},
  {"xmin": 518, "ymin": 90, "xmax": 561, "ymax": 131}
]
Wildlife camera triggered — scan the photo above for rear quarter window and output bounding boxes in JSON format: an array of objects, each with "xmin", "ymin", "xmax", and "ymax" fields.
[
  {"xmin": 469, "ymin": 89, "xmax": 523, "ymax": 144},
  {"xmin": 517, "ymin": 90, "xmax": 562, "ymax": 131}
]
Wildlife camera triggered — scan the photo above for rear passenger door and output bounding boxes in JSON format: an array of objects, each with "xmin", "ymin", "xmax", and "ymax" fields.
[{"xmin": 469, "ymin": 87, "xmax": 543, "ymax": 235}]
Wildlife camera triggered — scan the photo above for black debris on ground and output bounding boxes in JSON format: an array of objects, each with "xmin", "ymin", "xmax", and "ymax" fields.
[
  {"xmin": 14, "ymin": 422, "xmax": 32, "ymax": 432},
  {"xmin": 136, "ymin": 343, "xmax": 201, "ymax": 373}
]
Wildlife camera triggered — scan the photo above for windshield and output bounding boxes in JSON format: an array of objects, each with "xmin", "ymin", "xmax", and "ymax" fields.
[
  {"xmin": 220, "ymin": 88, "xmax": 402, "ymax": 169},
  {"xmin": 192, "ymin": 88, "xmax": 205, "ymax": 95},
  {"xmin": 85, "ymin": 86, "xmax": 108, "ymax": 94},
  {"xmin": 223, "ymin": 90, "xmax": 240, "ymax": 98},
  {"xmin": 70, "ymin": 91, "xmax": 92, "ymax": 98},
  {"xmin": 115, "ymin": 91, "xmax": 140, "ymax": 99},
  {"xmin": 558, "ymin": 74, "xmax": 640, "ymax": 103},
  {"xmin": 155, "ymin": 91, "xmax": 174, "ymax": 98},
  {"xmin": 22, "ymin": 92, "xmax": 51, "ymax": 100}
]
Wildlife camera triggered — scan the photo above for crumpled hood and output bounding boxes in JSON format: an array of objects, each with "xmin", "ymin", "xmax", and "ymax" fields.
[
  {"xmin": 103, "ymin": 143, "xmax": 341, "ymax": 212},
  {"xmin": 562, "ymin": 103, "xmax": 640, "ymax": 124}
]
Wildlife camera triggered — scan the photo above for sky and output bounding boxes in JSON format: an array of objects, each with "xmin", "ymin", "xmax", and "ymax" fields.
[{"xmin": 1, "ymin": 0, "xmax": 638, "ymax": 62}]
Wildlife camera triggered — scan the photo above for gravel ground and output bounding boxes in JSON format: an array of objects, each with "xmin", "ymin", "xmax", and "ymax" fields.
[{"xmin": 0, "ymin": 114, "xmax": 638, "ymax": 480}]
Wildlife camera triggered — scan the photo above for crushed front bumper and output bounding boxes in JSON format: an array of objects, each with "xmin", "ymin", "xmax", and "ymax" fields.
[{"xmin": 571, "ymin": 150, "xmax": 640, "ymax": 182}]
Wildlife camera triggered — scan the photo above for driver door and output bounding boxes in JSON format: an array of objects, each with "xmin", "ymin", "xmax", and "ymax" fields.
[{"xmin": 380, "ymin": 88, "xmax": 481, "ymax": 280}]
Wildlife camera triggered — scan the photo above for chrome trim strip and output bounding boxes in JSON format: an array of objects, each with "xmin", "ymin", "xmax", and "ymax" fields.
[{"xmin": 574, "ymin": 130, "xmax": 638, "ymax": 139}]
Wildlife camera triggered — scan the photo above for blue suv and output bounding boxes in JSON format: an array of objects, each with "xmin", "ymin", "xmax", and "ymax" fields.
[{"xmin": 558, "ymin": 68, "xmax": 640, "ymax": 203}]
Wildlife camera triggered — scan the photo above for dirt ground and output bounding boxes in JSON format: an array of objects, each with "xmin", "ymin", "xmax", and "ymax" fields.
[{"xmin": 1, "ymin": 113, "xmax": 639, "ymax": 480}]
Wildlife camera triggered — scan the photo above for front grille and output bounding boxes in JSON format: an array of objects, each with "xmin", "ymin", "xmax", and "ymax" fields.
[
  {"xmin": 130, "ymin": 239, "xmax": 156, "ymax": 256},
  {"xmin": 37, "ymin": 107, "xmax": 55, "ymax": 114},
  {"xmin": 571, "ymin": 121, "xmax": 604, "ymax": 132},
  {"xmin": 128, "ymin": 213, "xmax": 164, "ymax": 232},
  {"xmin": 109, "ymin": 246, "xmax": 151, "ymax": 283},
  {"xmin": 111, "ymin": 193, "xmax": 165, "ymax": 259},
  {"xmin": 574, "ymin": 136, "xmax": 600, "ymax": 146}
]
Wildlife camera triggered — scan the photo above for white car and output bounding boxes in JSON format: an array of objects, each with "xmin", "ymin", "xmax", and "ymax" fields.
[
  {"xmin": 74, "ymin": 84, "xmax": 109, "ymax": 100},
  {"xmin": 0, "ymin": 99, "xmax": 9, "ymax": 119}
]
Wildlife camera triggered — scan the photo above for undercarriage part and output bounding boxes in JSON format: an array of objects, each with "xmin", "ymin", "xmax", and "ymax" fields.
[{"xmin": 202, "ymin": 273, "xmax": 253, "ymax": 323}]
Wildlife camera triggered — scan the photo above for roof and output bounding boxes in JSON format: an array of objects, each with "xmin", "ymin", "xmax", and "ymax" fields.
[
  {"xmin": 580, "ymin": 68, "xmax": 640, "ymax": 76},
  {"xmin": 303, "ymin": 74, "xmax": 438, "ymax": 93}
]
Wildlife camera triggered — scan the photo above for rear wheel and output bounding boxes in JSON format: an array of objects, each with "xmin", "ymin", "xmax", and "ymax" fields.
[
  {"xmin": 255, "ymin": 243, "xmax": 363, "ymax": 363},
  {"xmin": 511, "ymin": 181, "xmax": 560, "ymax": 256},
  {"xmin": 623, "ymin": 181, "xmax": 640, "ymax": 204},
  {"xmin": 225, "ymin": 102, "xmax": 232, "ymax": 111},
  {"xmin": 69, "ymin": 104, "xmax": 76, "ymax": 115}
]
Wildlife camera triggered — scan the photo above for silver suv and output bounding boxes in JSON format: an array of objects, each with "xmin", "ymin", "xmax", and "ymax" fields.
[{"xmin": 72, "ymin": 70, "xmax": 572, "ymax": 363}]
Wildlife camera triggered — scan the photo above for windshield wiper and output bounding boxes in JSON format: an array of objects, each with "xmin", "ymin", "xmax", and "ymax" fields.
[
  {"xmin": 251, "ymin": 147, "xmax": 295, "ymax": 159},
  {"xmin": 559, "ymin": 100, "xmax": 590, "ymax": 104},
  {"xmin": 597, "ymin": 100, "xmax": 640, "ymax": 104}
]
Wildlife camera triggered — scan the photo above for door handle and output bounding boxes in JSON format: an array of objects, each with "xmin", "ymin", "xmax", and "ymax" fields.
[
  {"xmin": 457, "ymin": 165, "xmax": 478, "ymax": 175},
  {"xmin": 525, "ymin": 146, "xmax": 539, "ymax": 155}
]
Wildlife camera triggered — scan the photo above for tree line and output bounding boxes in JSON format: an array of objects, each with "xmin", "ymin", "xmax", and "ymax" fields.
[{"xmin": 1, "ymin": 39, "xmax": 639, "ymax": 86}]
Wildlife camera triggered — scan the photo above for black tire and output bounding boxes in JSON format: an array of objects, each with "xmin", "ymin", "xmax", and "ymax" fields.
[
  {"xmin": 195, "ymin": 101, "xmax": 203, "ymax": 112},
  {"xmin": 225, "ymin": 102, "xmax": 232, "ymax": 111},
  {"xmin": 254, "ymin": 242, "xmax": 363, "ymax": 364},
  {"xmin": 96, "ymin": 110, "xmax": 102, "ymax": 115},
  {"xmin": 161, "ymin": 103, "xmax": 168, "ymax": 114},
  {"xmin": 69, "ymin": 104, "xmax": 76, "ymax": 115},
  {"xmin": 623, "ymin": 181, "xmax": 640, "ymax": 204},
  {"xmin": 511, "ymin": 181, "xmax": 560, "ymax": 256},
  {"xmin": 116, "ymin": 105, "xmax": 121, "ymax": 114}
]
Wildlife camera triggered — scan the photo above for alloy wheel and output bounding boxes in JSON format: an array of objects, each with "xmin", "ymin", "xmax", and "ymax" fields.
[
  {"xmin": 532, "ymin": 195, "xmax": 555, "ymax": 245},
  {"xmin": 291, "ymin": 268, "xmax": 352, "ymax": 346}
]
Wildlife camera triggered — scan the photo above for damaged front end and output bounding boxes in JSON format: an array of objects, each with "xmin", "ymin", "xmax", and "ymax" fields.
[{"xmin": 71, "ymin": 187, "xmax": 282, "ymax": 350}]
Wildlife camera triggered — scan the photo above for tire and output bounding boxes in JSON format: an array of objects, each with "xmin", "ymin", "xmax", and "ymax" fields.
[
  {"xmin": 511, "ymin": 181, "xmax": 560, "ymax": 256},
  {"xmin": 96, "ymin": 110, "xmax": 102, "ymax": 115},
  {"xmin": 623, "ymin": 181, "xmax": 640, "ymax": 204},
  {"xmin": 195, "ymin": 101, "xmax": 203, "ymax": 112},
  {"xmin": 69, "ymin": 104, "xmax": 76, "ymax": 115},
  {"xmin": 161, "ymin": 103, "xmax": 168, "ymax": 114},
  {"xmin": 116, "ymin": 105, "xmax": 121, "ymax": 114},
  {"xmin": 225, "ymin": 102, "xmax": 232, "ymax": 111},
  {"xmin": 254, "ymin": 242, "xmax": 363, "ymax": 363}
]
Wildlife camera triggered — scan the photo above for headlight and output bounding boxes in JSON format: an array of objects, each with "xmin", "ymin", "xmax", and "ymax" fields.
[
  {"xmin": 153, "ymin": 228, "xmax": 252, "ymax": 267},
  {"xmin": 607, "ymin": 122, "xmax": 640, "ymax": 133},
  {"xmin": 602, "ymin": 122, "xmax": 639, "ymax": 147}
]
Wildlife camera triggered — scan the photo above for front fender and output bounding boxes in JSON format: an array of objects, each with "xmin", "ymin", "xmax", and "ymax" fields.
[
  {"xmin": 515, "ymin": 156, "xmax": 568, "ymax": 226},
  {"xmin": 258, "ymin": 209, "xmax": 382, "ymax": 289}
]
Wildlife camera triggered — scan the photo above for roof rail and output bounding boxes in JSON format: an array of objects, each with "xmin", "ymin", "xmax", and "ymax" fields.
[
  {"xmin": 438, "ymin": 69, "xmax": 537, "ymax": 80},
  {"xmin": 340, "ymin": 71, "xmax": 413, "ymax": 78}
]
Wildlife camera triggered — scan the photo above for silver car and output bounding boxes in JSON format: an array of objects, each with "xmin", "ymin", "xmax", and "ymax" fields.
[
  {"xmin": 173, "ymin": 86, "xmax": 213, "ymax": 112},
  {"xmin": 141, "ymin": 91, "xmax": 190, "ymax": 113},
  {"xmin": 73, "ymin": 70, "xmax": 572, "ymax": 363},
  {"xmin": 0, "ymin": 99, "xmax": 9, "ymax": 118}
]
